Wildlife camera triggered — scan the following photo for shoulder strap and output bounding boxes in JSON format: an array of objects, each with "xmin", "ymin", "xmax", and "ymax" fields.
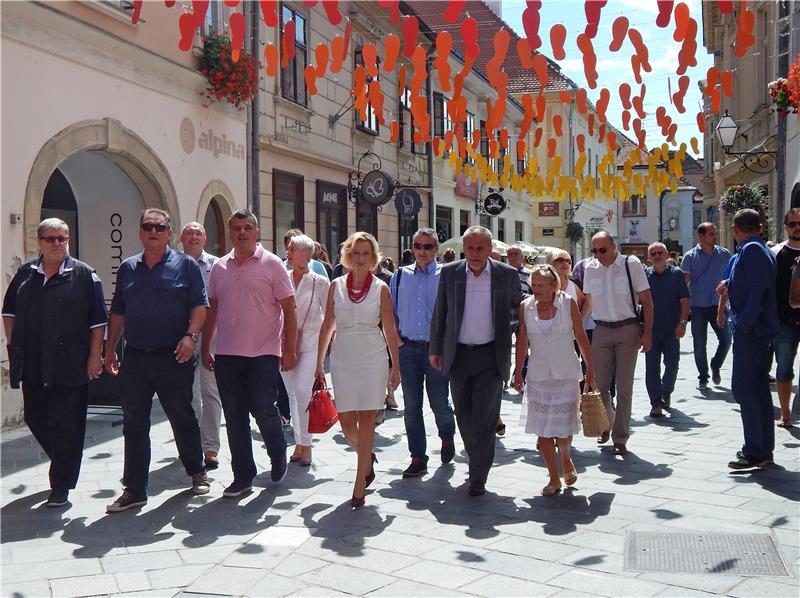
[
  {"xmin": 624, "ymin": 256, "xmax": 638, "ymax": 311},
  {"xmin": 395, "ymin": 267, "xmax": 403, "ymax": 302}
]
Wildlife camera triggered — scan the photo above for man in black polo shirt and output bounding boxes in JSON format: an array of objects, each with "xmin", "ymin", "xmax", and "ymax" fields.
[
  {"xmin": 2, "ymin": 218, "xmax": 107, "ymax": 508},
  {"xmin": 103, "ymin": 208, "xmax": 210, "ymax": 512}
]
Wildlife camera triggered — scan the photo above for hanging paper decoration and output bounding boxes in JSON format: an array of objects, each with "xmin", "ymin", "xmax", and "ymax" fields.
[
  {"xmin": 576, "ymin": 133, "xmax": 585, "ymax": 153},
  {"xmin": 411, "ymin": 95, "xmax": 430, "ymax": 144},
  {"xmin": 633, "ymin": 84, "xmax": 646, "ymax": 119},
  {"xmin": 409, "ymin": 46, "xmax": 426, "ymax": 98},
  {"xmin": 444, "ymin": 0, "xmax": 467, "ymax": 24},
  {"xmin": 691, "ymin": 137, "xmax": 700, "ymax": 154},
  {"xmin": 304, "ymin": 1, "xmax": 317, "ymax": 6},
  {"xmin": 536, "ymin": 93, "xmax": 546, "ymax": 122},
  {"xmin": 402, "ymin": 15, "xmax": 420, "ymax": 59},
  {"xmin": 547, "ymin": 138, "xmax": 557, "ymax": 158},
  {"xmin": 264, "ymin": 44, "xmax": 279, "ymax": 77},
  {"xmin": 342, "ymin": 19, "xmax": 351, "ymax": 61},
  {"xmin": 655, "ymin": 0, "xmax": 673, "ymax": 27},
  {"xmin": 517, "ymin": 39, "xmax": 536, "ymax": 69},
  {"xmin": 673, "ymin": 2, "xmax": 689, "ymax": 41},
  {"xmin": 281, "ymin": 19, "xmax": 296, "ymax": 68},
  {"xmin": 224, "ymin": 0, "xmax": 239, "ymax": 6},
  {"xmin": 229, "ymin": 11, "xmax": 245, "ymax": 63},
  {"xmin": 534, "ymin": 127, "xmax": 543, "ymax": 148},
  {"xmin": 521, "ymin": 0, "xmax": 542, "ymax": 50},
  {"xmin": 553, "ymin": 114, "xmax": 563, "ymax": 137},
  {"xmin": 597, "ymin": 123, "xmax": 605, "ymax": 143},
  {"xmin": 353, "ymin": 66, "xmax": 367, "ymax": 121},
  {"xmin": 461, "ymin": 14, "xmax": 479, "ymax": 58},
  {"xmin": 383, "ymin": 35, "xmax": 400, "ymax": 72},
  {"xmin": 577, "ymin": 34, "xmax": 598, "ymax": 89},
  {"xmin": 672, "ymin": 75, "xmax": 689, "ymax": 112},
  {"xmin": 550, "ymin": 24, "xmax": 566, "ymax": 60},
  {"xmin": 628, "ymin": 28, "xmax": 651, "ymax": 84},
  {"xmin": 720, "ymin": 70, "xmax": 734, "ymax": 97},
  {"xmin": 315, "ymin": 43, "xmax": 329, "ymax": 77},
  {"xmin": 584, "ymin": 0, "xmax": 607, "ymax": 39},
  {"xmin": 609, "ymin": 17, "xmax": 628, "ymax": 52},
  {"xmin": 587, "ymin": 114, "xmax": 594, "ymax": 136},
  {"xmin": 606, "ymin": 130, "xmax": 617, "ymax": 152},
  {"xmin": 260, "ymin": 0, "xmax": 278, "ymax": 27},
  {"xmin": 164, "ymin": 0, "xmax": 176, "ymax": 7},
  {"xmin": 676, "ymin": 17, "xmax": 698, "ymax": 75},
  {"xmin": 304, "ymin": 65, "xmax": 318, "ymax": 95},
  {"xmin": 735, "ymin": 1, "xmax": 755, "ymax": 58},
  {"xmin": 322, "ymin": 0, "xmax": 342, "ymax": 26},
  {"xmin": 131, "ymin": 0, "xmax": 143, "ymax": 24},
  {"xmin": 622, "ymin": 109, "xmax": 631, "ymax": 130},
  {"xmin": 696, "ymin": 111, "xmax": 705, "ymax": 135},
  {"xmin": 378, "ymin": 0, "xmax": 400, "ymax": 24},
  {"xmin": 192, "ymin": 0, "xmax": 209, "ymax": 29},
  {"xmin": 559, "ymin": 91, "xmax": 570, "ymax": 104},
  {"xmin": 397, "ymin": 64, "xmax": 406, "ymax": 97},
  {"xmin": 520, "ymin": 94, "xmax": 535, "ymax": 138},
  {"xmin": 178, "ymin": 13, "xmax": 195, "ymax": 51},
  {"xmin": 532, "ymin": 54, "xmax": 549, "ymax": 88},
  {"xmin": 705, "ymin": 66, "xmax": 721, "ymax": 112},
  {"xmin": 361, "ymin": 44, "xmax": 378, "ymax": 77},
  {"xmin": 330, "ymin": 36, "xmax": 344, "ymax": 73},
  {"xmin": 369, "ymin": 80, "xmax": 385, "ymax": 125},
  {"xmin": 596, "ymin": 88, "xmax": 610, "ymax": 123},
  {"xmin": 717, "ymin": 0, "xmax": 733, "ymax": 14},
  {"xmin": 619, "ymin": 83, "xmax": 632, "ymax": 109},
  {"xmin": 435, "ymin": 32, "xmax": 453, "ymax": 93}
]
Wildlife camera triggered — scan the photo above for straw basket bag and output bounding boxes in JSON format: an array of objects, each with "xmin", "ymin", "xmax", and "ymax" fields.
[{"xmin": 580, "ymin": 386, "xmax": 609, "ymax": 437}]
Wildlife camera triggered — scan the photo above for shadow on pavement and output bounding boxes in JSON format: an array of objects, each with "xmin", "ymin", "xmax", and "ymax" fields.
[
  {"xmin": 299, "ymin": 500, "xmax": 396, "ymax": 557},
  {"xmin": 520, "ymin": 490, "xmax": 615, "ymax": 536},
  {"xmin": 596, "ymin": 449, "xmax": 673, "ymax": 485},
  {"xmin": 632, "ymin": 409, "xmax": 710, "ymax": 432}
]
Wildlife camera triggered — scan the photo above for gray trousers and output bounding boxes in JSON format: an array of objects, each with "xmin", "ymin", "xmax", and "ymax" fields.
[
  {"xmin": 449, "ymin": 343, "xmax": 503, "ymax": 486},
  {"xmin": 192, "ymin": 343, "xmax": 223, "ymax": 454},
  {"xmin": 591, "ymin": 323, "xmax": 641, "ymax": 446}
]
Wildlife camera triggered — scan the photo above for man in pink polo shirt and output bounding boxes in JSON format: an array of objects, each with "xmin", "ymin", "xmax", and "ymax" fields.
[{"xmin": 201, "ymin": 209, "xmax": 297, "ymax": 498}]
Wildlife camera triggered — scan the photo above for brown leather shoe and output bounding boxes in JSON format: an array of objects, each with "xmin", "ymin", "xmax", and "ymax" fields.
[{"xmin": 597, "ymin": 431, "xmax": 610, "ymax": 444}]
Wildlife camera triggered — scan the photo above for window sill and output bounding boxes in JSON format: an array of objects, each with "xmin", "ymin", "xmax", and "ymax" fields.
[
  {"xmin": 85, "ymin": 1, "xmax": 140, "ymax": 26},
  {"xmin": 274, "ymin": 94, "xmax": 313, "ymax": 117},
  {"xmin": 355, "ymin": 126, "xmax": 380, "ymax": 137}
]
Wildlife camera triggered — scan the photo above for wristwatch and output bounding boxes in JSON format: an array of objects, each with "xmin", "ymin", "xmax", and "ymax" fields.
[
  {"xmin": 679, "ymin": 320, "xmax": 688, "ymax": 326},
  {"xmin": 185, "ymin": 332, "xmax": 200, "ymax": 342}
]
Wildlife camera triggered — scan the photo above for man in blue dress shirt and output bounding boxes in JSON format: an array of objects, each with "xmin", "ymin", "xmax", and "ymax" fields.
[
  {"xmin": 390, "ymin": 228, "xmax": 455, "ymax": 478},
  {"xmin": 726, "ymin": 209, "xmax": 779, "ymax": 470}
]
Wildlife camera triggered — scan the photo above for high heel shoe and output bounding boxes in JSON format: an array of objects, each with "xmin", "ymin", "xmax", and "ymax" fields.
[
  {"xmin": 351, "ymin": 494, "xmax": 365, "ymax": 508},
  {"xmin": 365, "ymin": 453, "xmax": 378, "ymax": 488}
]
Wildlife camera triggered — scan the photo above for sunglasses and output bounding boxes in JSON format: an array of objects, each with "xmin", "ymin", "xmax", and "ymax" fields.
[
  {"xmin": 141, "ymin": 223, "xmax": 169, "ymax": 233},
  {"xmin": 591, "ymin": 247, "xmax": 609, "ymax": 254},
  {"xmin": 786, "ymin": 221, "xmax": 800, "ymax": 228},
  {"xmin": 39, "ymin": 235, "xmax": 69, "ymax": 244},
  {"xmin": 413, "ymin": 242, "xmax": 435, "ymax": 250}
]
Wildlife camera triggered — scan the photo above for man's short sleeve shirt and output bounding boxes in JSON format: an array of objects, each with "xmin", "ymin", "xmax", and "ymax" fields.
[
  {"xmin": 583, "ymin": 253, "xmax": 649, "ymax": 322},
  {"xmin": 681, "ymin": 245, "xmax": 731, "ymax": 307}
]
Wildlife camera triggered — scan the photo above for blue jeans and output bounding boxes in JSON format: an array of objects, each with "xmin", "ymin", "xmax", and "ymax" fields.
[
  {"xmin": 214, "ymin": 355, "xmax": 287, "ymax": 483},
  {"xmin": 399, "ymin": 342, "xmax": 455, "ymax": 461},
  {"xmin": 731, "ymin": 331, "xmax": 774, "ymax": 461},
  {"xmin": 773, "ymin": 322, "xmax": 800, "ymax": 382},
  {"xmin": 121, "ymin": 350, "xmax": 204, "ymax": 496},
  {"xmin": 691, "ymin": 306, "xmax": 731, "ymax": 382},
  {"xmin": 645, "ymin": 332, "xmax": 680, "ymax": 407}
]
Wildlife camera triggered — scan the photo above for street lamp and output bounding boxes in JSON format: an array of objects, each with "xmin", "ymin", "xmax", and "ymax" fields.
[{"xmin": 714, "ymin": 110, "xmax": 777, "ymax": 174}]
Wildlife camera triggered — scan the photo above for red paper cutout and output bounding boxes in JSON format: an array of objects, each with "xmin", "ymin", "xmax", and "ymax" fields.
[
  {"xmin": 500, "ymin": 128, "xmax": 509, "ymax": 149},
  {"xmin": 676, "ymin": 18, "xmax": 698, "ymax": 75},
  {"xmin": 362, "ymin": 44, "xmax": 378, "ymax": 78},
  {"xmin": 487, "ymin": 29, "xmax": 510, "ymax": 86},
  {"xmin": 705, "ymin": 66, "xmax": 721, "ymax": 112},
  {"xmin": 576, "ymin": 133, "xmax": 585, "ymax": 153},
  {"xmin": 178, "ymin": 12, "xmax": 195, "ymax": 52},
  {"xmin": 553, "ymin": 114, "xmax": 563, "ymax": 137},
  {"xmin": 304, "ymin": 65, "xmax": 318, "ymax": 96},
  {"xmin": 520, "ymin": 94, "xmax": 535, "ymax": 138},
  {"xmin": 622, "ymin": 109, "xmax": 631, "ymax": 130},
  {"xmin": 132, "ymin": 0, "xmax": 142, "ymax": 24},
  {"xmin": 532, "ymin": 54, "xmax": 549, "ymax": 89},
  {"xmin": 369, "ymin": 80, "xmax": 385, "ymax": 125},
  {"xmin": 619, "ymin": 82, "xmax": 632, "ymax": 109},
  {"xmin": 461, "ymin": 14, "xmax": 480, "ymax": 58},
  {"xmin": 696, "ymin": 111, "xmax": 705, "ymax": 134},
  {"xmin": 577, "ymin": 34, "xmax": 598, "ymax": 89},
  {"xmin": 606, "ymin": 130, "xmax": 617, "ymax": 151},
  {"xmin": 656, "ymin": 105, "xmax": 667, "ymax": 128},
  {"xmin": 673, "ymin": 2, "xmax": 689, "ymax": 41},
  {"xmin": 409, "ymin": 46, "xmax": 426, "ymax": 98},
  {"xmin": 632, "ymin": 91, "xmax": 646, "ymax": 119},
  {"xmin": 489, "ymin": 138, "xmax": 498, "ymax": 159},
  {"xmin": 353, "ymin": 66, "xmax": 367, "ymax": 120},
  {"xmin": 633, "ymin": 118, "xmax": 646, "ymax": 147},
  {"xmin": 192, "ymin": 0, "xmax": 209, "ymax": 29},
  {"xmin": 576, "ymin": 88, "xmax": 588, "ymax": 114},
  {"xmin": 720, "ymin": 70, "xmax": 734, "ymax": 96},
  {"xmin": 628, "ymin": 28, "xmax": 651, "ymax": 84},
  {"xmin": 656, "ymin": 0, "xmax": 673, "ymax": 28},
  {"xmin": 402, "ymin": 15, "xmax": 420, "ymax": 59},
  {"xmin": 343, "ymin": 19, "xmax": 351, "ymax": 62},
  {"xmin": 230, "ymin": 12, "xmax": 245, "ymax": 63},
  {"xmin": 383, "ymin": 35, "xmax": 401, "ymax": 72},
  {"xmin": 303, "ymin": 1, "xmax": 317, "ymax": 6},
  {"xmin": 435, "ymin": 32, "xmax": 453, "ymax": 93},
  {"xmin": 547, "ymin": 138, "xmax": 556, "ymax": 158},
  {"xmin": 315, "ymin": 43, "xmax": 329, "ymax": 77},
  {"xmin": 444, "ymin": 0, "xmax": 467, "ymax": 24},
  {"xmin": 536, "ymin": 93, "xmax": 546, "ymax": 123},
  {"xmin": 164, "ymin": 0, "xmax": 175, "ymax": 7},
  {"xmin": 516, "ymin": 140, "xmax": 527, "ymax": 167},
  {"xmin": 559, "ymin": 91, "xmax": 570, "ymax": 104},
  {"xmin": 588, "ymin": 114, "xmax": 595, "ymax": 136},
  {"xmin": 534, "ymin": 127, "xmax": 543, "ymax": 148},
  {"xmin": 260, "ymin": 0, "xmax": 277, "ymax": 27},
  {"xmin": 397, "ymin": 64, "xmax": 406, "ymax": 97},
  {"xmin": 264, "ymin": 44, "xmax": 279, "ymax": 77},
  {"xmin": 224, "ymin": 0, "xmax": 239, "ymax": 6},
  {"xmin": 411, "ymin": 95, "xmax": 430, "ymax": 144},
  {"xmin": 667, "ymin": 123, "xmax": 677, "ymax": 143},
  {"xmin": 717, "ymin": 0, "xmax": 733, "ymax": 14},
  {"xmin": 596, "ymin": 88, "xmax": 610, "ymax": 123},
  {"xmin": 672, "ymin": 75, "xmax": 689, "ymax": 112},
  {"xmin": 550, "ymin": 24, "xmax": 566, "ymax": 60},
  {"xmin": 378, "ymin": 1, "xmax": 400, "ymax": 24},
  {"xmin": 609, "ymin": 17, "xmax": 628, "ymax": 52},
  {"xmin": 281, "ymin": 19, "xmax": 296, "ymax": 68},
  {"xmin": 322, "ymin": 0, "xmax": 342, "ymax": 26},
  {"xmin": 522, "ymin": 1, "xmax": 542, "ymax": 50},
  {"xmin": 584, "ymin": 0, "xmax": 607, "ymax": 39},
  {"xmin": 735, "ymin": 1, "xmax": 755, "ymax": 58}
]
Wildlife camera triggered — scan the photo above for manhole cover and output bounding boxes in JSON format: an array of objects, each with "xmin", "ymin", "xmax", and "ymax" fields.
[{"xmin": 625, "ymin": 531, "xmax": 790, "ymax": 576}]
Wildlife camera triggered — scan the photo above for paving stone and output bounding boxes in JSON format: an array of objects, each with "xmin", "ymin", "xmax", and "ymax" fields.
[
  {"xmin": 49, "ymin": 573, "xmax": 118, "ymax": 597},
  {"xmin": 487, "ymin": 535, "xmax": 582, "ymax": 561},
  {"xmin": 1, "ymin": 579, "xmax": 52, "ymax": 598},
  {"xmin": 182, "ymin": 565, "xmax": 266, "ymax": 595},
  {"xmin": 547, "ymin": 569, "xmax": 668, "ymax": 597},
  {"xmin": 245, "ymin": 572, "xmax": 307, "ymax": 597},
  {"xmin": 101, "ymin": 550, "xmax": 183, "ymax": 574},
  {"xmin": 3, "ymin": 557, "xmax": 103, "ymax": 583},
  {"xmin": 300, "ymin": 563, "xmax": 396, "ymax": 595},
  {"xmin": 147, "ymin": 565, "xmax": 213, "ymax": 590},
  {"xmin": 636, "ymin": 572, "xmax": 743, "ymax": 595},
  {"xmin": 462, "ymin": 573, "xmax": 561, "ymax": 597},
  {"xmin": 112, "ymin": 588, "xmax": 182, "ymax": 598},
  {"xmin": 368, "ymin": 579, "xmax": 476, "ymax": 596},
  {"xmin": 728, "ymin": 578, "xmax": 800, "ymax": 597},
  {"xmin": 112, "ymin": 571, "xmax": 151, "ymax": 594},
  {"xmin": 391, "ymin": 560, "xmax": 489, "ymax": 589},
  {"xmin": 285, "ymin": 586, "xmax": 350, "ymax": 597},
  {"xmin": 271, "ymin": 553, "xmax": 328, "ymax": 577}
]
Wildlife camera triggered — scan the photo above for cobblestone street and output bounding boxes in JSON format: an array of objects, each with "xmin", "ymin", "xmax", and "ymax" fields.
[{"xmin": 2, "ymin": 330, "xmax": 799, "ymax": 597}]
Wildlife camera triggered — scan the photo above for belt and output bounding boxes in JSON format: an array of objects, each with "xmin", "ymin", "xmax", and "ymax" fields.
[
  {"xmin": 401, "ymin": 337, "xmax": 428, "ymax": 347},
  {"xmin": 595, "ymin": 318, "xmax": 639, "ymax": 329},
  {"xmin": 126, "ymin": 347, "xmax": 174, "ymax": 355},
  {"xmin": 457, "ymin": 341, "xmax": 494, "ymax": 350}
]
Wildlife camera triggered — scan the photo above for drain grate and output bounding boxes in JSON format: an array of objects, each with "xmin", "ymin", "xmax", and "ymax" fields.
[{"xmin": 625, "ymin": 531, "xmax": 790, "ymax": 576}]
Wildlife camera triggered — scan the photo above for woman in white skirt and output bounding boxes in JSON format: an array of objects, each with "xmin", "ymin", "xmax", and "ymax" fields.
[
  {"xmin": 282, "ymin": 234, "xmax": 329, "ymax": 467},
  {"xmin": 513, "ymin": 265, "xmax": 595, "ymax": 496}
]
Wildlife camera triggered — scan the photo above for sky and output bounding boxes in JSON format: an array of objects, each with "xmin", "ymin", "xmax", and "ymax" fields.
[{"xmin": 501, "ymin": 0, "xmax": 714, "ymax": 158}]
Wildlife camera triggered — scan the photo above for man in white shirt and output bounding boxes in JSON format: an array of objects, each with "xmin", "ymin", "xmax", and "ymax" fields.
[{"xmin": 583, "ymin": 232, "xmax": 653, "ymax": 455}]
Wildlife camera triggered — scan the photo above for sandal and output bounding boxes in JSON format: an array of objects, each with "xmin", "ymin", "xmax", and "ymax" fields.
[
  {"xmin": 777, "ymin": 417, "xmax": 793, "ymax": 428},
  {"xmin": 564, "ymin": 470, "xmax": 578, "ymax": 486},
  {"xmin": 541, "ymin": 483, "xmax": 562, "ymax": 497}
]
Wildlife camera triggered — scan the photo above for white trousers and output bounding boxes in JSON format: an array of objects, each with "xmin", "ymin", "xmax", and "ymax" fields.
[
  {"xmin": 281, "ymin": 349, "xmax": 317, "ymax": 446},
  {"xmin": 191, "ymin": 342, "xmax": 223, "ymax": 454}
]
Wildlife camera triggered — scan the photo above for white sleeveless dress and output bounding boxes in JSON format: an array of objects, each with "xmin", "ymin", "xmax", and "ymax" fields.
[{"xmin": 330, "ymin": 275, "xmax": 389, "ymax": 413}]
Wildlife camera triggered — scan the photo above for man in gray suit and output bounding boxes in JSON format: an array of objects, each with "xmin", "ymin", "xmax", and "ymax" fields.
[{"xmin": 429, "ymin": 226, "xmax": 523, "ymax": 496}]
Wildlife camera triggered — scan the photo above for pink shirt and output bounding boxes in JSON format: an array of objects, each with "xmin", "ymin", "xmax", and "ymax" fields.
[{"xmin": 207, "ymin": 244, "xmax": 294, "ymax": 357}]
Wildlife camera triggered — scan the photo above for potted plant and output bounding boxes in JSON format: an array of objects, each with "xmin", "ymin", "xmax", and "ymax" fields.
[
  {"xmin": 565, "ymin": 221, "xmax": 584, "ymax": 244},
  {"xmin": 768, "ymin": 78, "xmax": 796, "ymax": 114},
  {"xmin": 719, "ymin": 183, "xmax": 771, "ymax": 236},
  {"xmin": 200, "ymin": 32, "xmax": 260, "ymax": 109}
]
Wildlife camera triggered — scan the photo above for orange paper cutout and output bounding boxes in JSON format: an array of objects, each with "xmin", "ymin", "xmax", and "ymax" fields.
[
  {"xmin": 377, "ymin": 0, "xmax": 400, "ymax": 24},
  {"xmin": 315, "ymin": 43, "xmax": 329, "ymax": 77},
  {"xmin": 390, "ymin": 121, "xmax": 399, "ymax": 143},
  {"xmin": 330, "ymin": 37, "xmax": 345, "ymax": 73},
  {"xmin": 720, "ymin": 70, "xmax": 734, "ymax": 96},
  {"xmin": 577, "ymin": 34, "xmax": 598, "ymax": 89},
  {"xmin": 576, "ymin": 133, "xmax": 585, "ymax": 153},
  {"xmin": 553, "ymin": 114, "xmax": 563, "ymax": 137},
  {"xmin": 532, "ymin": 54, "xmax": 550, "ymax": 89},
  {"xmin": 584, "ymin": 0, "xmax": 607, "ymax": 39},
  {"xmin": 444, "ymin": 0, "xmax": 467, "ymax": 24},
  {"xmin": 550, "ymin": 24, "xmax": 566, "ymax": 60},
  {"xmin": 576, "ymin": 88, "xmax": 588, "ymax": 114},
  {"xmin": 461, "ymin": 14, "xmax": 480, "ymax": 58},
  {"xmin": 383, "ymin": 35, "xmax": 400, "ymax": 72},
  {"xmin": 304, "ymin": 65, "xmax": 318, "ymax": 96},
  {"xmin": 735, "ymin": 1, "xmax": 755, "ymax": 58},
  {"xmin": 435, "ymin": 32, "xmax": 453, "ymax": 93},
  {"xmin": 547, "ymin": 138, "xmax": 557, "ymax": 158},
  {"xmin": 672, "ymin": 75, "xmax": 690, "ymax": 112},
  {"xmin": 402, "ymin": 15, "xmax": 419, "ymax": 59},
  {"xmin": 322, "ymin": 0, "xmax": 341, "ymax": 25},
  {"xmin": 369, "ymin": 80, "xmax": 385, "ymax": 125},
  {"xmin": 362, "ymin": 44, "xmax": 378, "ymax": 77},
  {"xmin": 596, "ymin": 88, "xmax": 610, "ymax": 123},
  {"xmin": 609, "ymin": 17, "xmax": 628, "ymax": 52},
  {"xmin": 264, "ymin": 44, "xmax": 279, "ymax": 77}
]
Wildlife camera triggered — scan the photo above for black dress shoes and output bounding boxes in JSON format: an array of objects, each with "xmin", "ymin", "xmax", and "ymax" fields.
[
  {"xmin": 468, "ymin": 483, "xmax": 485, "ymax": 496},
  {"xmin": 728, "ymin": 456, "xmax": 772, "ymax": 470}
]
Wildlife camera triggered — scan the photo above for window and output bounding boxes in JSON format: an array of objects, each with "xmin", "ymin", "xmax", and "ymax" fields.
[
  {"xmin": 355, "ymin": 48, "xmax": 379, "ymax": 134},
  {"xmin": 280, "ymin": 5, "xmax": 307, "ymax": 106},
  {"xmin": 479, "ymin": 214, "xmax": 491, "ymax": 230},
  {"xmin": 399, "ymin": 213, "xmax": 418, "ymax": 254},
  {"xmin": 465, "ymin": 112, "xmax": 475, "ymax": 163},
  {"xmin": 436, "ymin": 206, "xmax": 453, "ymax": 242},
  {"xmin": 623, "ymin": 194, "xmax": 647, "ymax": 217},
  {"xmin": 459, "ymin": 209, "xmax": 470, "ymax": 235},
  {"xmin": 515, "ymin": 220, "xmax": 524, "ymax": 242},
  {"xmin": 433, "ymin": 93, "xmax": 452, "ymax": 138},
  {"xmin": 516, "ymin": 145, "xmax": 526, "ymax": 174},
  {"xmin": 273, "ymin": 171, "xmax": 305, "ymax": 253},
  {"xmin": 479, "ymin": 120, "xmax": 496, "ymax": 172},
  {"xmin": 317, "ymin": 181, "xmax": 347, "ymax": 263},
  {"xmin": 357, "ymin": 200, "xmax": 377, "ymax": 238},
  {"xmin": 203, "ymin": 196, "xmax": 227, "ymax": 257},
  {"xmin": 200, "ymin": 1, "xmax": 227, "ymax": 34},
  {"xmin": 399, "ymin": 88, "xmax": 422, "ymax": 152},
  {"xmin": 497, "ymin": 218, "xmax": 506, "ymax": 242}
]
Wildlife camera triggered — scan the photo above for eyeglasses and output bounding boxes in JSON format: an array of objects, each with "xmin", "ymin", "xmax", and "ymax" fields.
[
  {"xmin": 591, "ymin": 247, "xmax": 609, "ymax": 254},
  {"xmin": 141, "ymin": 223, "xmax": 169, "ymax": 233},
  {"xmin": 553, "ymin": 257, "xmax": 572, "ymax": 264},
  {"xmin": 786, "ymin": 221, "xmax": 800, "ymax": 228},
  {"xmin": 39, "ymin": 235, "xmax": 69, "ymax": 244},
  {"xmin": 413, "ymin": 242, "xmax": 436, "ymax": 250}
]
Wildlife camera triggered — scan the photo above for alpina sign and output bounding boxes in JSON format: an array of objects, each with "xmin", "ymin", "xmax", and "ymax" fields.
[{"xmin": 179, "ymin": 117, "xmax": 245, "ymax": 159}]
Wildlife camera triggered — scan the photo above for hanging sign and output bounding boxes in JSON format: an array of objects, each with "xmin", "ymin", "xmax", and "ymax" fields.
[
  {"xmin": 394, "ymin": 188, "xmax": 422, "ymax": 219},
  {"xmin": 360, "ymin": 170, "xmax": 393, "ymax": 206},
  {"xmin": 483, "ymin": 192, "xmax": 507, "ymax": 216}
]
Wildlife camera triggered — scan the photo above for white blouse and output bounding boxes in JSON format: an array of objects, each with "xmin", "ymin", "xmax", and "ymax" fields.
[{"xmin": 293, "ymin": 271, "xmax": 329, "ymax": 353}]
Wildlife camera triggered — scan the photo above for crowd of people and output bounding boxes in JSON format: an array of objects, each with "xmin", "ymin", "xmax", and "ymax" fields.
[{"xmin": 2, "ymin": 206, "xmax": 792, "ymax": 509}]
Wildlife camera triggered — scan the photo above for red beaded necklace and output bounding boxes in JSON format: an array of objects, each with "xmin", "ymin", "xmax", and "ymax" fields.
[{"xmin": 346, "ymin": 271, "xmax": 373, "ymax": 304}]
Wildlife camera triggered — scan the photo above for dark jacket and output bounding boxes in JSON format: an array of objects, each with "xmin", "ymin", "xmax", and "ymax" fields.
[
  {"xmin": 728, "ymin": 236, "xmax": 779, "ymax": 337},
  {"xmin": 429, "ymin": 258, "xmax": 523, "ymax": 376},
  {"xmin": 3, "ymin": 256, "xmax": 107, "ymax": 388}
]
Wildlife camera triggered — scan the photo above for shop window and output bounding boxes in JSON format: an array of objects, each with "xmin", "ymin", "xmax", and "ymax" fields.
[
  {"xmin": 316, "ymin": 181, "xmax": 347, "ymax": 263},
  {"xmin": 459, "ymin": 209, "xmax": 470, "ymax": 235},
  {"xmin": 399, "ymin": 212, "xmax": 418, "ymax": 254},
  {"xmin": 436, "ymin": 206, "xmax": 453, "ymax": 243},
  {"xmin": 497, "ymin": 218, "xmax": 506, "ymax": 243},
  {"xmin": 273, "ymin": 171, "xmax": 304, "ymax": 253},
  {"xmin": 280, "ymin": 5, "xmax": 308, "ymax": 106},
  {"xmin": 357, "ymin": 199, "xmax": 377, "ymax": 238}
]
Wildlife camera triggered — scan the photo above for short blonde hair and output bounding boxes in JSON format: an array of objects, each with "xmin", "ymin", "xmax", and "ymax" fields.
[
  {"xmin": 529, "ymin": 264, "xmax": 560, "ymax": 295},
  {"xmin": 340, "ymin": 231, "xmax": 381, "ymax": 271}
]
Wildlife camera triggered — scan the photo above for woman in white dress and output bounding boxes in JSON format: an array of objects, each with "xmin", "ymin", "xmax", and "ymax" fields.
[
  {"xmin": 282, "ymin": 235, "xmax": 329, "ymax": 467},
  {"xmin": 316, "ymin": 232, "xmax": 401, "ymax": 507},
  {"xmin": 513, "ymin": 265, "xmax": 595, "ymax": 496}
]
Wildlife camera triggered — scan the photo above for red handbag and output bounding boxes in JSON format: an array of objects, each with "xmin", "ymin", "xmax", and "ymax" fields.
[{"xmin": 307, "ymin": 378, "xmax": 339, "ymax": 433}]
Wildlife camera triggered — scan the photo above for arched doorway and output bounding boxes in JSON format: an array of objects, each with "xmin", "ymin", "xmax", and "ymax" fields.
[
  {"xmin": 197, "ymin": 180, "xmax": 236, "ymax": 258},
  {"xmin": 791, "ymin": 182, "xmax": 800, "ymax": 209}
]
